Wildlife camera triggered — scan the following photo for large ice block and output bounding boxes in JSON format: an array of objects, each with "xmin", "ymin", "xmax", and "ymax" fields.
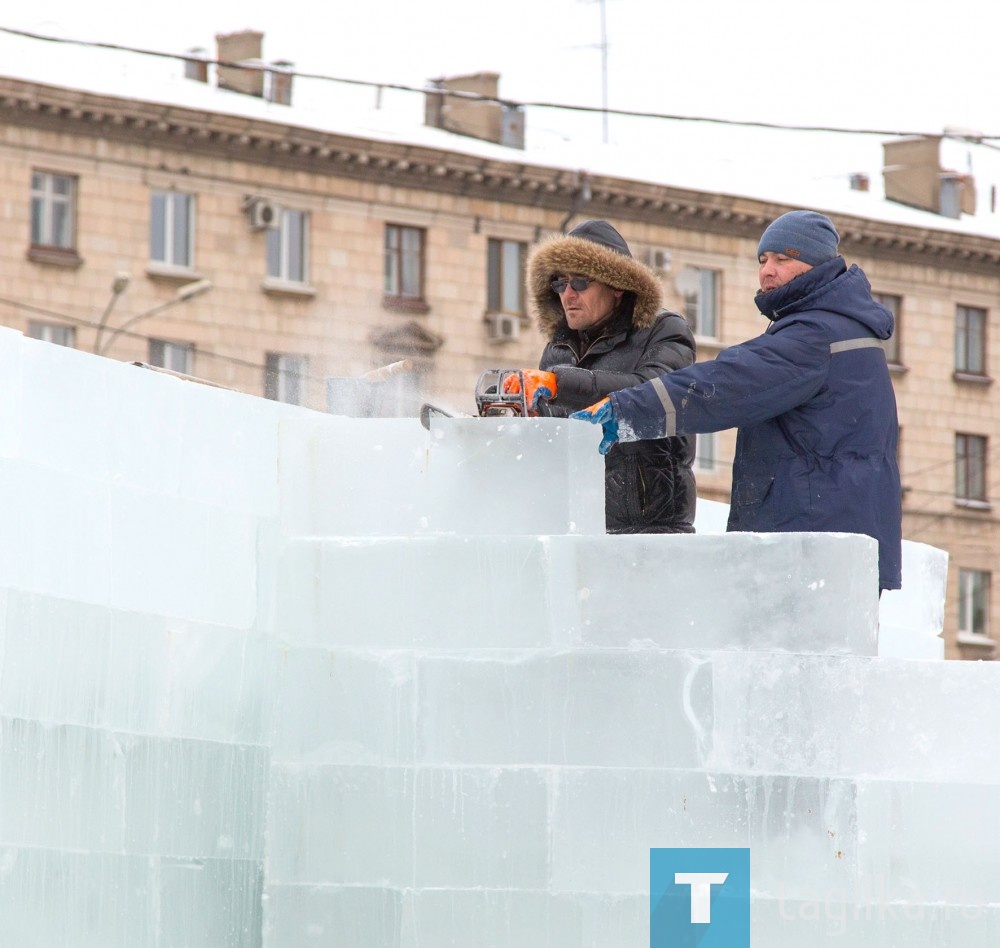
[
  {"xmin": 0, "ymin": 849, "xmax": 262, "ymax": 948},
  {"xmin": 274, "ymin": 535, "xmax": 554, "ymax": 648},
  {"xmin": 709, "ymin": 651, "xmax": 1000, "ymax": 782},
  {"xmin": 561, "ymin": 532, "xmax": 880, "ymax": 653},
  {"xmin": 423, "ymin": 415, "xmax": 605, "ymax": 536},
  {"xmin": 0, "ymin": 592, "xmax": 273, "ymax": 742},
  {"xmin": 878, "ymin": 540, "xmax": 948, "ymax": 658},
  {"xmin": 274, "ymin": 532, "xmax": 880, "ymax": 653},
  {"xmin": 415, "ymin": 649, "xmax": 713, "ymax": 767},
  {"xmin": 277, "ymin": 414, "xmax": 433, "ymax": 538}
]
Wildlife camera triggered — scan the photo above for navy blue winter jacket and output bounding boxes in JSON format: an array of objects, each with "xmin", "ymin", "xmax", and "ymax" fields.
[{"xmin": 609, "ymin": 257, "xmax": 902, "ymax": 591}]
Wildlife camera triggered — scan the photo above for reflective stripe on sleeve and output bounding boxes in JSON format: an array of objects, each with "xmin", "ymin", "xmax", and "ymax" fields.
[
  {"xmin": 830, "ymin": 337, "xmax": 886, "ymax": 355},
  {"xmin": 649, "ymin": 376, "xmax": 677, "ymax": 437}
]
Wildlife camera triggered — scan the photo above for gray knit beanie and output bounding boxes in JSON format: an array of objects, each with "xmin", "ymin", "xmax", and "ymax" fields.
[{"xmin": 756, "ymin": 210, "xmax": 840, "ymax": 266}]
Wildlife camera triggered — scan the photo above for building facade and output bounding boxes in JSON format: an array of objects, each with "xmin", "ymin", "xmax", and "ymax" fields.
[{"xmin": 1, "ymin": 41, "xmax": 999, "ymax": 658}]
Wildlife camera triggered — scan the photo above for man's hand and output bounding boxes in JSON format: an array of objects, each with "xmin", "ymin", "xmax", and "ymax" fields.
[
  {"xmin": 569, "ymin": 397, "xmax": 619, "ymax": 455},
  {"xmin": 502, "ymin": 370, "xmax": 558, "ymax": 410}
]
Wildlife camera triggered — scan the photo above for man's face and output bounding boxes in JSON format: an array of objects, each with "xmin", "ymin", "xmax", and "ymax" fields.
[
  {"xmin": 553, "ymin": 274, "xmax": 623, "ymax": 331},
  {"xmin": 758, "ymin": 252, "xmax": 813, "ymax": 293}
]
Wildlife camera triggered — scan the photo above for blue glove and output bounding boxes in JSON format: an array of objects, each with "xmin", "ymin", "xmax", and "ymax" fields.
[{"xmin": 569, "ymin": 397, "xmax": 619, "ymax": 455}]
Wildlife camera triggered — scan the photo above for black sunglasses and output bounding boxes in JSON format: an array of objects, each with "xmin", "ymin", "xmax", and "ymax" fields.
[{"xmin": 551, "ymin": 276, "xmax": 593, "ymax": 294}]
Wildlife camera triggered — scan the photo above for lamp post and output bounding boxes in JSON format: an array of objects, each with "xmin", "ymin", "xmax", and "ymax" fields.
[
  {"xmin": 97, "ymin": 278, "xmax": 213, "ymax": 357},
  {"xmin": 92, "ymin": 272, "xmax": 131, "ymax": 354}
]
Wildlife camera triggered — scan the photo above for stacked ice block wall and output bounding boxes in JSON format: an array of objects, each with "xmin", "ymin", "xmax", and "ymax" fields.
[{"xmin": 0, "ymin": 326, "xmax": 994, "ymax": 947}]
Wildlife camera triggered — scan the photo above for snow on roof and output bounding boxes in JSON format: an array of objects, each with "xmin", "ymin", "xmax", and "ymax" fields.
[{"xmin": 4, "ymin": 27, "xmax": 1000, "ymax": 242}]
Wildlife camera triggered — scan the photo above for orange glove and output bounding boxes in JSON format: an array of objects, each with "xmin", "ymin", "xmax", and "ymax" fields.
[{"xmin": 502, "ymin": 370, "xmax": 558, "ymax": 410}]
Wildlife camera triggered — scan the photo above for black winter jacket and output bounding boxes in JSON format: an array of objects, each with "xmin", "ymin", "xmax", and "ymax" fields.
[
  {"xmin": 527, "ymin": 223, "xmax": 697, "ymax": 533},
  {"xmin": 538, "ymin": 309, "xmax": 698, "ymax": 533}
]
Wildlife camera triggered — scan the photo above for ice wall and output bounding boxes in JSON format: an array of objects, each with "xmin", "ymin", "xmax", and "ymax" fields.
[{"xmin": 0, "ymin": 326, "xmax": 993, "ymax": 947}]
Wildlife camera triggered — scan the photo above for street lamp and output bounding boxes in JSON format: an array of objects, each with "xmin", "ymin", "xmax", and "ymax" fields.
[
  {"xmin": 92, "ymin": 271, "xmax": 131, "ymax": 354},
  {"xmin": 97, "ymin": 278, "xmax": 213, "ymax": 357}
]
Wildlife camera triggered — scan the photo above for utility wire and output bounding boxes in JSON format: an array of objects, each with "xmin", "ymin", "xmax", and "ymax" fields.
[{"xmin": 3, "ymin": 26, "xmax": 999, "ymax": 142}]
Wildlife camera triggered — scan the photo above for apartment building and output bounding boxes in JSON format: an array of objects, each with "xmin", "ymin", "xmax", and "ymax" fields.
[{"xmin": 1, "ymin": 29, "xmax": 999, "ymax": 657}]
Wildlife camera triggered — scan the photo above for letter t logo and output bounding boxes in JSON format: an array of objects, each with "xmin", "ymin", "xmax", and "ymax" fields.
[{"xmin": 674, "ymin": 872, "xmax": 729, "ymax": 923}]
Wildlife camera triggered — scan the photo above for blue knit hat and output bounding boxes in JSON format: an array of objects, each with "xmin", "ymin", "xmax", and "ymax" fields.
[{"xmin": 756, "ymin": 210, "xmax": 840, "ymax": 266}]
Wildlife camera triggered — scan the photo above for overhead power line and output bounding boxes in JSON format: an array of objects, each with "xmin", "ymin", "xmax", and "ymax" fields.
[{"xmin": 3, "ymin": 26, "xmax": 999, "ymax": 142}]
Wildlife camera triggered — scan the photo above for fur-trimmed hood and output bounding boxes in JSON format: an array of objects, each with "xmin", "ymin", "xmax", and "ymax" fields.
[{"xmin": 528, "ymin": 220, "xmax": 664, "ymax": 339}]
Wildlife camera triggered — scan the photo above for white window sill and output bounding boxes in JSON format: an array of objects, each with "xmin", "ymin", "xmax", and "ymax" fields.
[
  {"xmin": 262, "ymin": 278, "xmax": 316, "ymax": 298},
  {"xmin": 953, "ymin": 372, "xmax": 992, "ymax": 385},
  {"xmin": 956, "ymin": 633, "xmax": 996, "ymax": 648},
  {"xmin": 146, "ymin": 263, "xmax": 202, "ymax": 283},
  {"xmin": 954, "ymin": 499, "xmax": 992, "ymax": 511}
]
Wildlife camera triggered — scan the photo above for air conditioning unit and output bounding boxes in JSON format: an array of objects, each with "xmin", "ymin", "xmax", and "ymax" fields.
[
  {"xmin": 642, "ymin": 246, "xmax": 672, "ymax": 273},
  {"xmin": 486, "ymin": 312, "xmax": 520, "ymax": 343},
  {"xmin": 246, "ymin": 198, "xmax": 279, "ymax": 230}
]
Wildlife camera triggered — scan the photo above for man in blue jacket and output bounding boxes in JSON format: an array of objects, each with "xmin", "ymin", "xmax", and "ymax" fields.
[{"xmin": 570, "ymin": 209, "xmax": 903, "ymax": 592}]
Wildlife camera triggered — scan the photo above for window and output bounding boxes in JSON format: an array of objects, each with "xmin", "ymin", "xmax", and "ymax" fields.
[
  {"xmin": 487, "ymin": 238, "xmax": 526, "ymax": 315},
  {"xmin": 149, "ymin": 339, "xmax": 193, "ymax": 374},
  {"xmin": 27, "ymin": 321, "xmax": 76, "ymax": 347},
  {"xmin": 958, "ymin": 569, "xmax": 990, "ymax": 639},
  {"xmin": 384, "ymin": 224, "xmax": 425, "ymax": 300},
  {"xmin": 695, "ymin": 431, "xmax": 717, "ymax": 474},
  {"xmin": 31, "ymin": 171, "xmax": 76, "ymax": 250},
  {"xmin": 266, "ymin": 208, "xmax": 308, "ymax": 284},
  {"xmin": 679, "ymin": 267, "xmax": 719, "ymax": 338},
  {"xmin": 955, "ymin": 433, "xmax": 988, "ymax": 504},
  {"xmin": 150, "ymin": 190, "xmax": 194, "ymax": 269},
  {"xmin": 265, "ymin": 353, "xmax": 307, "ymax": 405},
  {"xmin": 955, "ymin": 305, "xmax": 987, "ymax": 376},
  {"xmin": 873, "ymin": 292, "xmax": 902, "ymax": 366}
]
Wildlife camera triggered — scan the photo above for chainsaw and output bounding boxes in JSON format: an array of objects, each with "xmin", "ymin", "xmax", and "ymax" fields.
[
  {"xmin": 419, "ymin": 369, "xmax": 536, "ymax": 429},
  {"xmin": 474, "ymin": 368, "xmax": 535, "ymax": 417}
]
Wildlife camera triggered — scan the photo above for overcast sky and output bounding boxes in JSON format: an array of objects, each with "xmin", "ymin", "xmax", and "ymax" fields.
[{"xmin": 6, "ymin": 0, "xmax": 1000, "ymax": 147}]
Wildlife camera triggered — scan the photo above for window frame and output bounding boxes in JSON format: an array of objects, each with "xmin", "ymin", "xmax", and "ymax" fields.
[
  {"xmin": 148, "ymin": 338, "xmax": 194, "ymax": 374},
  {"xmin": 680, "ymin": 267, "xmax": 720, "ymax": 340},
  {"xmin": 954, "ymin": 304, "xmax": 987, "ymax": 378},
  {"xmin": 150, "ymin": 189, "xmax": 195, "ymax": 270},
  {"xmin": 695, "ymin": 430, "xmax": 717, "ymax": 475},
  {"xmin": 265, "ymin": 352, "xmax": 308, "ymax": 405},
  {"xmin": 30, "ymin": 169, "xmax": 77, "ymax": 252},
  {"xmin": 384, "ymin": 223, "xmax": 426, "ymax": 305},
  {"xmin": 957, "ymin": 568, "xmax": 992, "ymax": 643},
  {"xmin": 266, "ymin": 207, "xmax": 309, "ymax": 285},
  {"xmin": 487, "ymin": 237, "xmax": 526, "ymax": 316},
  {"xmin": 955, "ymin": 432, "xmax": 989, "ymax": 506},
  {"xmin": 873, "ymin": 291, "xmax": 902, "ymax": 367},
  {"xmin": 27, "ymin": 321, "xmax": 76, "ymax": 347}
]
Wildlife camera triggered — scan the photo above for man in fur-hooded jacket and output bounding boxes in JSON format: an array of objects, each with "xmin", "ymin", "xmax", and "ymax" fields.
[{"xmin": 514, "ymin": 219, "xmax": 697, "ymax": 533}]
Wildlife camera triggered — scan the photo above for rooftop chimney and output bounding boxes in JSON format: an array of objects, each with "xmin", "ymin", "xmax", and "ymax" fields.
[
  {"xmin": 424, "ymin": 73, "xmax": 524, "ymax": 149},
  {"xmin": 883, "ymin": 135, "xmax": 976, "ymax": 218},
  {"xmin": 266, "ymin": 60, "xmax": 295, "ymax": 106},
  {"xmin": 216, "ymin": 30, "xmax": 265, "ymax": 98},
  {"xmin": 183, "ymin": 47, "xmax": 209, "ymax": 83}
]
